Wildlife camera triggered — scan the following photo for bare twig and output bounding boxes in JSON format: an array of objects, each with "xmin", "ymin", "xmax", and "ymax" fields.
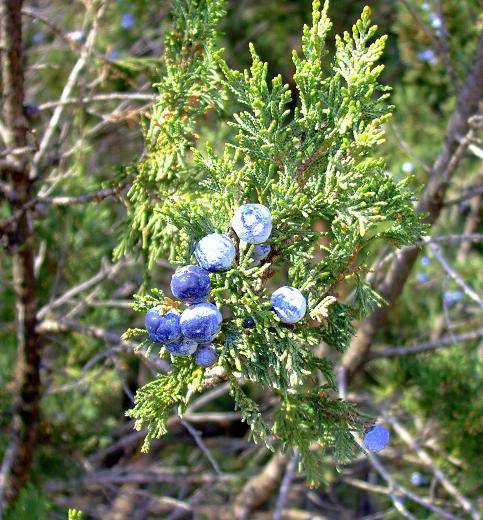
[
  {"xmin": 179, "ymin": 418, "xmax": 223, "ymax": 476},
  {"xmin": 37, "ymin": 258, "xmax": 132, "ymax": 319},
  {"xmin": 368, "ymin": 327, "xmax": 483, "ymax": 360},
  {"xmin": 338, "ymin": 369, "xmax": 458, "ymax": 520},
  {"xmin": 37, "ymin": 318, "xmax": 170, "ymax": 373},
  {"xmin": 383, "ymin": 413, "xmax": 480, "ymax": 520},
  {"xmin": 273, "ymin": 449, "xmax": 299, "ymax": 520},
  {"xmin": 427, "ymin": 239, "xmax": 483, "ymax": 307},
  {"xmin": 30, "ymin": 1, "xmax": 108, "ymax": 179},
  {"xmin": 38, "ymin": 92, "xmax": 157, "ymax": 110}
]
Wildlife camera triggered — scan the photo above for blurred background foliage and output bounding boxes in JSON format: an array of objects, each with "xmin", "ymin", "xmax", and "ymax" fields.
[{"xmin": 0, "ymin": 0, "xmax": 482, "ymax": 518}]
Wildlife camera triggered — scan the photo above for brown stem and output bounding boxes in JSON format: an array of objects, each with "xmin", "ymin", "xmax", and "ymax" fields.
[
  {"xmin": 0, "ymin": 0, "xmax": 43, "ymax": 509},
  {"xmin": 341, "ymin": 34, "xmax": 483, "ymax": 381}
]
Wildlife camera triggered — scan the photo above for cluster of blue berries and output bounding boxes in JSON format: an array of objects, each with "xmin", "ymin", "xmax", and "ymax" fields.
[{"xmin": 145, "ymin": 204, "xmax": 309, "ymax": 367}]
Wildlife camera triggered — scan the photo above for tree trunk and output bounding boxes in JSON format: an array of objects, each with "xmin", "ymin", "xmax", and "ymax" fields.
[{"xmin": 0, "ymin": 0, "xmax": 43, "ymax": 509}]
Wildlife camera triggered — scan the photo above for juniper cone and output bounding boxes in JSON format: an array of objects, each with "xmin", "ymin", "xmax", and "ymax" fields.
[
  {"xmin": 145, "ymin": 308, "xmax": 182, "ymax": 344},
  {"xmin": 240, "ymin": 241, "xmax": 271, "ymax": 265},
  {"xmin": 271, "ymin": 286, "xmax": 307, "ymax": 324},
  {"xmin": 232, "ymin": 203, "xmax": 272, "ymax": 244},
  {"xmin": 243, "ymin": 316, "xmax": 256, "ymax": 328},
  {"xmin": 165, "ymin": 337, "xmax": 198, "ymax": 356},
  {"xmin": 170, "ymin": 265, "xmax": 211, "ymax": 303},
  {"xmin": 363, "ymin": 425, "xmax": 391, "ymax": 452},
  {"xmin": 193, "ymin": 343, "xmax": 218, "ymax": 367},
  {"xmin": 180, "ymin": 302, "xmax": 223, "ymax": 342},
  {"xmin": 194, "ymin": 233, "xmax": 236, "ymax": 271}
]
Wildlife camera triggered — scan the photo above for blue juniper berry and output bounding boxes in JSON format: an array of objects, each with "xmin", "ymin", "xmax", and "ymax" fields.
[
  {"xmin": 232, "ymin": 203, "xmax": 272, "ymax": 244},
  {"xmin": 410, "ymin": 472, "xmax": 425, "ymax": 487},
  {"xmin": 270, "ymin": 286, "xmax": 307, "ymax": 324},
  {"xmin": 145, "ymin": 307, "xmax": 182, "ymax": 344},
  {"xmin": 165, "ymin": 337, "xmax": 198, "ymax": 356},
  {"xmin": 243, "ymin": 316, "xmax": 256, "ymax": 328},
  {"xmin": 170, "ymin": 265, "xmax": 211, "ymax": 303},
  {"xmin": 180, "ymin": 302, "xmax": 222, "ymax": 342},
  {"xmin": 121, "ymin": 12, "xmax": 134, "ymax": 29},
  {"xmin": 240, "ymin": 241, "xmax": 271, "ymax": 265},
  {"xmin": 195, "ymin": 233, "xmax": 236, "ymax": 272},
  {"xmin": 363, "ymin": 425, "xmax": 391, "ymax": 452},
  {"xmin": 193, "ymin": 343, "xmax": 218, "ymax": 367}
]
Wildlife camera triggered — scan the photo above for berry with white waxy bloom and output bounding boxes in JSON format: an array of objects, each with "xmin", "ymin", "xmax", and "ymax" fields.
[
  {"xmin": 363, "ymin": 425, "xmax": 391, "ymax": 452},
  {"xmin": 170, "ymin": 265, "xmax": 211, "ymax": 304},
  {"xmin": 145, "ymin": 307, "xmax": 181, "ymax": 344},
  {"xmin": 195, "ymin": 233, "xmax": 236, "ymax": 272},
  {"xmin": 165, "ymin": 337, "xmax": 198, "ymax": 356},
  {"xmin": 232, "ymin": 203, "xmax": 272, "ymax": 244},
  {"xmin": 193, "ymin": 342, "xmax": 218, "ymax": 367},
  {"xmin": 270, "ymin": 286, "xmax": 307, "ymax": 324},
  {"xmin": 180, "ymin": 302, "xmax": 222, "ymax": 342}
]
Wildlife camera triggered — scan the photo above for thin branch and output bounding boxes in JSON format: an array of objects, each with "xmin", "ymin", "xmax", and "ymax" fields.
[
  {"xmin": 383, "ymin": 413, "xmax": 480, "ymax": 520},
  {"xmin": 273, "ymin": 449, "xmax": 299, "ymax": 520},
  {"xmin": 338, "ymin": 369, "xmax": 458, "ymax": 520},
  {"xmin": 179, "ymin": 419, "xmax": 223, "ymax": 476},
  {"xmin": 427, "ymin": 240, "xmax": 483, "ymax": 307},
  {"xmin": 30, "ymin": 1, "xmax": 108, "ymax": 179},
  {"xmin": 368, "ymin": 327, "xmax": 483, "ymax": 360},
  {"xmin": 37, "ymin": 258, "xmax": 132, "ymax": 319},
  {"xmin": 37, "ymin": 318, "xmax": 170, "ymax": 374},
  {"xmin": 37, "ymin": 92, "xmax": 157, "ymax": 110},
  {"xmin": 400, "ymin": 0, "xmax": 458, "ymax": 90}
]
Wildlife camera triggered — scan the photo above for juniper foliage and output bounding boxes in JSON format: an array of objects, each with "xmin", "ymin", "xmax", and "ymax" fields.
[{"xmin": 119, "ymin": 0, "xmax": 424, "ymax": 484}]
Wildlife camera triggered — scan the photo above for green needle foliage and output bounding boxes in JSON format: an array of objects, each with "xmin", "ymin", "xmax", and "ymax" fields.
[
  {"xmin": 119, "ymin": 0, "xmax": 425, "ymax": 485},
  {"xmin": 67, "ymin": 510, "xmax": 83, "ymax": 520}
]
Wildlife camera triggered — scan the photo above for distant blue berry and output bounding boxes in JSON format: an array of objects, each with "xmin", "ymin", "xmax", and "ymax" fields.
[
  {"xmin": 363, "ymin": 425, "xmax": 391, "ymax": 452},
  {"xmin": 67, "ymin": 30, "xmax": 85, "ymax": 43},
  {"xmin": 271, "ymin": 286, "xmax": 307, "ymax": 324},
  {"xmin": 195, "ymin": 233, "xmax": 236, "ymax": 272},
  {"xmin": 32, "ymin": 32, "xmax": 43, "ymax": 44},
  {"xmin": 165, "ymin": 337, "xmax": 198, "ymax": 356},
  {"xmin": 443, "ymin": 290, "xmax": 463, "ymax": 306},
  {"xmin": 121, "ymin": 12, "xmax": 134, "ymax": 29},
  {"xmin": 418, "ymin": 49, "xmax": 437, "ymax": 65},
  {"xmin": 429, "ymin": 13, "xmax": 442, "ymax": 30},
  {"xmin": 410, "ymin": 472, "xmax": 424, "ymax": 486},
  {"xmin": 401, "ymin": 161, "xmax": 415, "ymax": 174},
  {"xmin": 232, "ymin": 203, "xmax": 272, "ymax": 244},
  {"xmin": 145, "ymin": 307, "xmax": 181, "ymax": 344},
  {"xmin": 243, "ymin": 316, "xmax": 255, "ymax": 328},
  {"xmin": 416, "ymin": 272, "xmax": 429, "ymax": 284},
  {"xmin": 180, "ymin": 303, "xmax": 222, "ymax": 342},
  {"xmin": 421, "ymin": 255, "xmax": 431, "ymax": 266},
  {"xmin": 193, "ymin": 343, "xmax": 218, "ymax": 367},
  {"xmin": 170, "ymin": 265, "xmax": 211, "ymax": 304}
]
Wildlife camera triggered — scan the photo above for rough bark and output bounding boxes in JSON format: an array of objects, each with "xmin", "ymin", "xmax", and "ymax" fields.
[
  {"xmin": 341, "ymin": 34, "xmax": 483, "ymax": 380},
  {"xmin": 0, "ymin": 0, "xmax": 43, "ymax": 509}
]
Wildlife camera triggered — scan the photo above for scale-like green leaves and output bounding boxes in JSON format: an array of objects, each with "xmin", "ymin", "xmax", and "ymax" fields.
[{"xmin": 121, "ymin": 0, "xmax": 424, "ymax": 479}]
